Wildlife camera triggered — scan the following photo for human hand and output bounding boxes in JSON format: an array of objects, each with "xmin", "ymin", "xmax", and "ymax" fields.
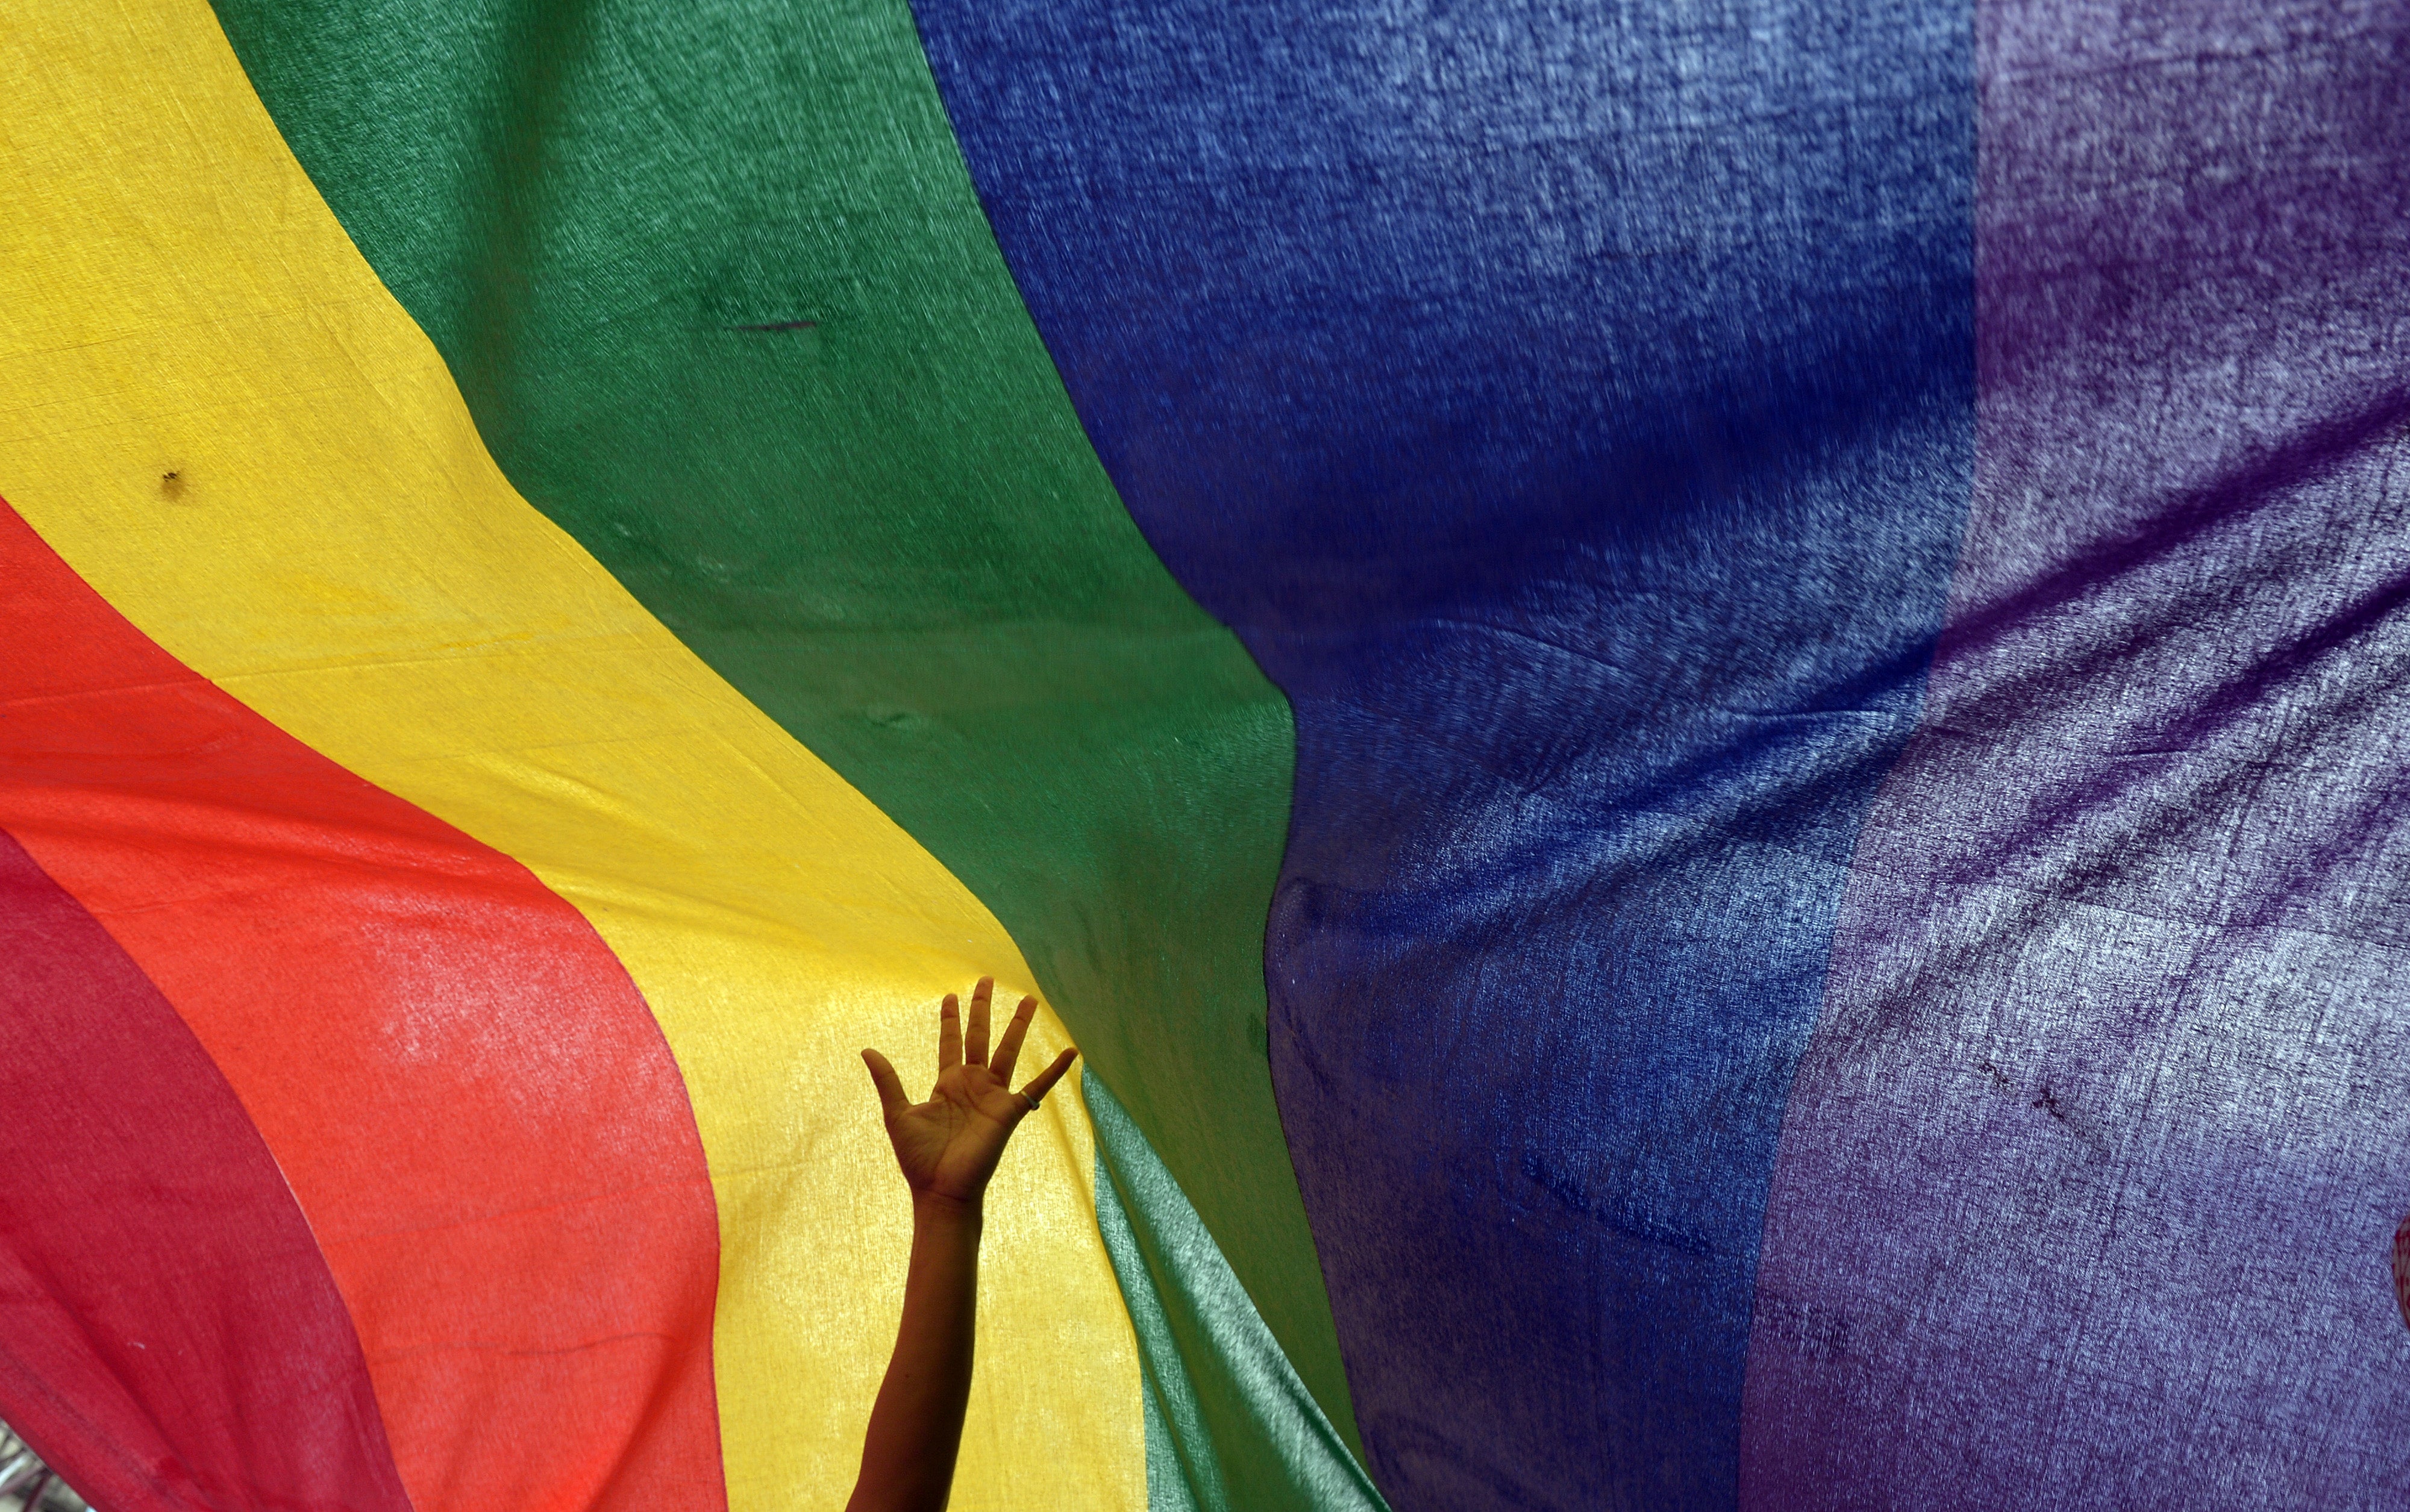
[{"xmin": 862, "ymin": 977, "xmax": 1078, "ymax": 1209}]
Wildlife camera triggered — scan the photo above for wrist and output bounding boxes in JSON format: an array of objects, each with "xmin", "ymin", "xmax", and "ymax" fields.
[{"xmin": 912, "ymin": 1189, "xmax": 984, "ymax": 1226}]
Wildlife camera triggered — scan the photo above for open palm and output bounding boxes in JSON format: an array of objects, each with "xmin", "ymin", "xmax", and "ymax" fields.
[{"xmin": 863, "ymin": 978, "xmax": 1078, "ymax": 1206}]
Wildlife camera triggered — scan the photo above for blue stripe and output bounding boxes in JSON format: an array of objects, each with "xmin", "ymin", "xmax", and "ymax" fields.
[{"xmin": 911, "ymin": 2, "xmax": 1974, "ymax": 1502}]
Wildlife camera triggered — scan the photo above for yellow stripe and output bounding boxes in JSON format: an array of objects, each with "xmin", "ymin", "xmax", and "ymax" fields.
[{"xmin": 0, "ymin": 8, "xmax": 1145, "ymax": 1510}]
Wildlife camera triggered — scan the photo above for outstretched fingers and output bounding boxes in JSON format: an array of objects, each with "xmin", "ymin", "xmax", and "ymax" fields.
[
  {"xmin": 989, "ymin": 995, "xmax": 1039, "ymax": 1086},
  {"xmin": 1018, "ymin": 1046, "xmax": 1080, "ymax": 1109},
  {"xmin": 965, "ymin": 976, "xmax": 994, "ymax": 1067},
  {"xmin": 937, "ymin": 992, "xmax": 962, "ymax": 1070},
  {"xmin": 862, "ymin": 1048, "xmax": 910, "ymax": 1120}
]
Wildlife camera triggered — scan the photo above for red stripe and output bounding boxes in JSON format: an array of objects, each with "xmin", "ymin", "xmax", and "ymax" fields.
[
  {"xmin": 0, "ymin": 826, "xmax": 413, "ymax": 1512},
  {"xmin": 0, "ymin": 499, "xmax": 725, "ymax": 1512}
]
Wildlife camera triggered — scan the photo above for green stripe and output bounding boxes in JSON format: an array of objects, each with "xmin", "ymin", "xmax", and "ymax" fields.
[
  {"xmin": 204, "ymin": 0, "xmax": 1366, "ymax": 1485},
  {"xmin": 1089, "ymin": 1076, "xmax": 1390, "ymax": 1512}
]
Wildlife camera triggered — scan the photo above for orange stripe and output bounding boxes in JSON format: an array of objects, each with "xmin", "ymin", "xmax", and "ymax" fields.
[
  {"xmin": 0, "ymin": 824, "xmax": 413, "ymax": 1512},
  {"xmin": 0, "ymin": 8, "xmax": 1145, "ymax": 1505},
  {"xmin": 0, "ymin": 496, "xmax": 725, "ymax": 1511}
]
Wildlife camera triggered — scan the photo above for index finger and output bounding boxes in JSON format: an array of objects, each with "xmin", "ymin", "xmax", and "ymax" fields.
[{"xmin": 937, "ymin": 992, "xmax": 962, "ymax": 1070}]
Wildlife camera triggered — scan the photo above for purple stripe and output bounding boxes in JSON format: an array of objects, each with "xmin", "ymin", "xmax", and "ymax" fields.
[{"xmin": 1742, "ymin": 3, "xmax": 2410, "ymax": 1504}]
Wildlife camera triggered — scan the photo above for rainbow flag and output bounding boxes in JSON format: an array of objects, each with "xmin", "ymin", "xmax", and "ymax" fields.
[{"xmin": 4, "ymin": 2, "xmax": 2405, "ymax": 1508}]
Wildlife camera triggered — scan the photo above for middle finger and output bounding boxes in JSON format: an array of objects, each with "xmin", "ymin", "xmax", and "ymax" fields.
[{"xmin": 965, "ymin": 976, "xmax": 994, "ymax": 1067}]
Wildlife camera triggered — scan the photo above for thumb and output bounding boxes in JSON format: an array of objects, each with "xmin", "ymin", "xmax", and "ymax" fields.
[{"xmin": 862, "ymin": 1048, "xmax": 910, "ymax": 1120}]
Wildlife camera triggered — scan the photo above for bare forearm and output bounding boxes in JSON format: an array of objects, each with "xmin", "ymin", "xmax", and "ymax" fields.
[
  {"xmin": 848, "ymin": 1195, "xmax": 983, "ymax": 1512},
  {"xmin": 850, "ymin": 980, "xmax": 1078, "ymax": 1510}
]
